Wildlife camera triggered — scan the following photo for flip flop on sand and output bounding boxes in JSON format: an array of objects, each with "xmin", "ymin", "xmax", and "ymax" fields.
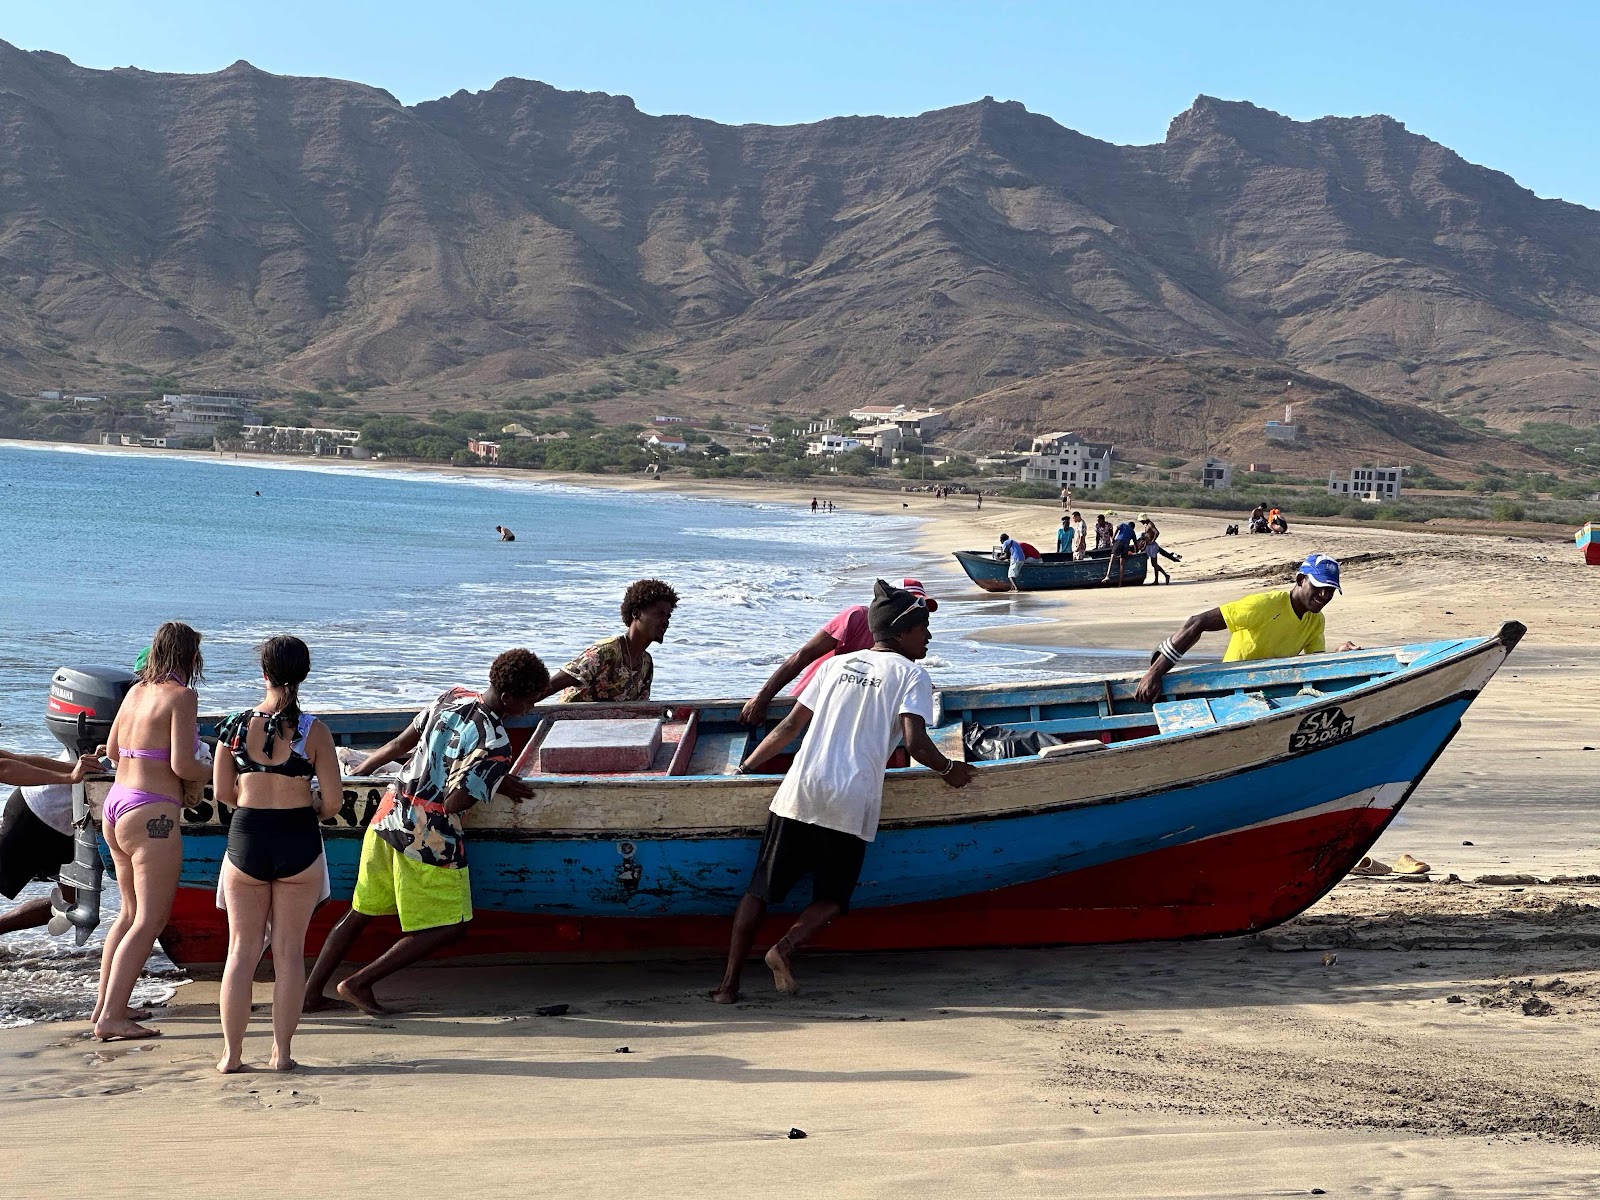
[
  {"xmin": 1349, "ymin": 856, "xmax": 1392, "ymax": 877},
  {"xmin": 1392, "ymin": 853, "xmax": 1432, "ymax": 875}
]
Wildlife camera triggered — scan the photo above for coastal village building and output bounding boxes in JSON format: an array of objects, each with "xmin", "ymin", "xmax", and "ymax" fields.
[
  {"xmin": 846, "ymin": 404, "xmax": 946, "ymax": 441},
  {"xmin": 806, "ymin": 433, "xmax": 864, "ymax": 457},
  {"xmin": 241, "ymin": 424, "xmax": 366, "ymax": 458},
  {"xmin": 1264, "ymin": 404, "xmax": 1299, "ymax": 443},
  {"xmin": 1200, "ymin": 457, "xmax": 1233, "ymax": 489},
  {"xmin": 647, "ymin": 433, "xmax": 688, "ymax": 453},
  {"xmin": 1328, "ymin": 466, "xmax": 1403, "ymax": 502},
  {"xmin": 467, "ymin": 438, "xmax": 500, "ymax": 465},
  {"xmin": 1019, "ymin": 432, "xmax": 1113, "ymax": 490},
  {"xmin": 852, "ymin": 422, "xmax": 904, "ymax": 462},
  {"xmin": 502, "ymin": 424, "xmax": 571, "ymax": 443},
  {"xmin": 152, "ymin": 391, "xmax": 258, "ymax": 438}
]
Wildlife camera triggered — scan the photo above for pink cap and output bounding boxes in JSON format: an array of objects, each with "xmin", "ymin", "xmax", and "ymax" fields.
[{"xmin": 901, "ymin": 579, "xmax": 938, "ymax": 612}]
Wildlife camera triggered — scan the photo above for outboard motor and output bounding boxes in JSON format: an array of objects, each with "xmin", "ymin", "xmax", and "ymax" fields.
[
  {"xmin": 44, "ymin": 666, "xmax": 136, "ymax": 945},
  {"xmin": 46, "ymin": 665, "xmax": 136, "ymax": 755}
]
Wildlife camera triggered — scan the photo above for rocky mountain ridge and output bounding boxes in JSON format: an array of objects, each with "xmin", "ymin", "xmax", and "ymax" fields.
[{"xmin": 2, "ymin": 43, "xmax": 1597, "ymax": 469}]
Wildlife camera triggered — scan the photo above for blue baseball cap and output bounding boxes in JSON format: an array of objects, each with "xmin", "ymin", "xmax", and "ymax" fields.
[{"xmin": 1297, "ymin": 553, "xmax": 1342, "ymax": 592}]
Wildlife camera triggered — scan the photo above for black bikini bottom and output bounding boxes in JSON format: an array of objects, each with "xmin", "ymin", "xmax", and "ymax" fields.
[{"xmin": 226, "ymin": 806, "xmax": 323, "ymax": 882}]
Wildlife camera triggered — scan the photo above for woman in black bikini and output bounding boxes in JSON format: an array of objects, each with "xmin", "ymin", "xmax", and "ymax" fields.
[{"xmin": 212, "ymin": 636, "xmax": 343, "ymax": 1073}]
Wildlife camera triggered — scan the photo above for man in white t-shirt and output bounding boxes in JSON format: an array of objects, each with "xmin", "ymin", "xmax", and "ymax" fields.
[
  {"xmin": 737, "ymin": 579, "xmax": 939, "ymax": 727},
  {"xmin": 711, "ymin": 580, "xmax": 975, "ymax": 1003}
]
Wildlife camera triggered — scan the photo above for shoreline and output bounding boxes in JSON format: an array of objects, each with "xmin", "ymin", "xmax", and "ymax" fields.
[{"xmin": 7, "ymin": 438, "xmax": 1600, "ymax": 1193}]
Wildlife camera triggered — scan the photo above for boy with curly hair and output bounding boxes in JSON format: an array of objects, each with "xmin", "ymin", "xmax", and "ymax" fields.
[{"xmin": 544, "ymin": 578, "xmax": 679, "ymax": 703}]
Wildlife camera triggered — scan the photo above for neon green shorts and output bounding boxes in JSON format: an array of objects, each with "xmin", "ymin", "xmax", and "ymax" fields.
[{"xmin": 351, "ymin": 828, "xmax": 472, "ymax": 932}]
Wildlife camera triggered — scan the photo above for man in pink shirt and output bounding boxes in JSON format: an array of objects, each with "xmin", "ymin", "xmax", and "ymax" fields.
[{"xmin": 738, "ymin": 579, "xmax": 938, "ymax": 726}]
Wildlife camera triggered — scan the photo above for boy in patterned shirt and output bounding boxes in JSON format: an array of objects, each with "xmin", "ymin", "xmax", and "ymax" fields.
[{"xmin": 303, "ymin": 648, "xmax": 548, "ymax": 1014}]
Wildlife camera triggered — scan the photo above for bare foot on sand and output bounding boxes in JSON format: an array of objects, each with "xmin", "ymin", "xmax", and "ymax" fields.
[
  {"xmin": 302, "ymin": 991, "xmax": 352, "ymax": 1014},
  {"xmin": 764, "ymin": 944, "xmax": 800, "ymax": 995},
  {"xmin": 709, "ymin": 987, "xmax": 740, "ymax": 1004},
  {"xmin": 336, "ymin": 978, "xmax": 391, "ymax": 1016},
  {"xmin": 269, "ymin": 1053, "xmax": 298, "ymax": 1072},
  {"xmin": 216, "ymin": 1055, "xmax": 246, "ymax": 1074},
  {"xmin": 126, "ymin": 1007, "xmax": 153, "ymax": 1022},
  {"xmin": 94, "ymin": 1017, "xmax": 161, "ymax": 1042}
]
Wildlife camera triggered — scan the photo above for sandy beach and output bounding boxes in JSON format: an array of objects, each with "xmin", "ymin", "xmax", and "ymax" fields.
[{"xmin": 4, "ymin": 450, "xmax": 1599, "ymax": 1197}]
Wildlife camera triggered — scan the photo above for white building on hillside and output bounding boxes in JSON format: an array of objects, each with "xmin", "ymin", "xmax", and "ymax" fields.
[
  {"xmin": 1328, "ymin": 466, "xmax": 1402, "ymax": 502},
  {"xmin": 1019, "ymin": 432, "xmax": 1113, "ymax": 490},
  {"xmin": 155, "ymin": 391, "xmax": 258, "ymax": 437},
  {"xmin": 847, "ymin": 404, "xmax": 945, "ymax": 440},
  {"xmin": 806, "ymin": 433, "xmax": 863, "ymax": 457},
  {"xmin": 852, "ymin": 422, "xmax": 904, "ymax": 461}
]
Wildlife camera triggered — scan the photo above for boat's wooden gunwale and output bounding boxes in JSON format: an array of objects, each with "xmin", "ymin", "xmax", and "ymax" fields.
[{"xmin": 93, "ymin": 627, "xmax": 1516, "ymax": 839}]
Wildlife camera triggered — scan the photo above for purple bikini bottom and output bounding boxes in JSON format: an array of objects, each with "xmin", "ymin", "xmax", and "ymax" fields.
[{"xmin": 103, "ymin": 785, "xmax": 180, "ymax": 828}]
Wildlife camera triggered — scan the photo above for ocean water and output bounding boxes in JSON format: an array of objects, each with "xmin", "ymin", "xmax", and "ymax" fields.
[{"xmin": 0, "ymin": 443, "xmax": 1140, "ymax": 1025}]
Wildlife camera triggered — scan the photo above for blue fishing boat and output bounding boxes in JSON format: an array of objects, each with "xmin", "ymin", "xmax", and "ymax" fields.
[
  {"xmin": 78, "ymin": 623, "xmax": 1522, "ymax": 965},
  {"xmin": 953, "ymin": 548, "xmax": 1148, "ymax": 591}
]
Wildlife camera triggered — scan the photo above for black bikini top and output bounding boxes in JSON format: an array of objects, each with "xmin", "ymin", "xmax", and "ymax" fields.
[{"xmin": 216, "ymin": 710, "xmax": 317, "ymax": 779}]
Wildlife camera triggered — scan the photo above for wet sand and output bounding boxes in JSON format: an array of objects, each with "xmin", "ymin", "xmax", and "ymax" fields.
[{"xmin": 5, "ymin": 461, "xmax": 1600, "ymax": 1195}]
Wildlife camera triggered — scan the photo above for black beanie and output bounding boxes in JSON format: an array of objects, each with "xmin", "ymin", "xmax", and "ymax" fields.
[{"xmin": 868, "ymin": 578, "xmax": 930, "ymax": 641}]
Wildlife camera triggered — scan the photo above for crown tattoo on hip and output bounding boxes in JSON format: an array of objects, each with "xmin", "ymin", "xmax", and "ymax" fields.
[{"xmin": 145, "ymin": 813, "xmax": 175, "ymax": 840}]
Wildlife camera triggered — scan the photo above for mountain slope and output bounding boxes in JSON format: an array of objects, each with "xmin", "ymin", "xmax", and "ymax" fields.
[{"xmin": 2, "ymin": 43, "xmax": 1598, "ymax": 454}]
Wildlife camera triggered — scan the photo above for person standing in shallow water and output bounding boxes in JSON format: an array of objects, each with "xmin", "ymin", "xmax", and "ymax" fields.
[
  {"xmin": 212, "ymin": 635, "xmax": 344, "ymax": 1073},
  {"xmin": 94, "ymin": 621, "xmax": 212, "ymax": 1041},
  {"xmin": 711, "ymin": 580, "xmax": 974, "ymax": 1004},
  {"xmin": 542, "ymin": 579, "xmax": 678, "ymax": 703},
  {"xmin": 303, "ymin": 649, "xmax": 548, "ymax": 1015}
]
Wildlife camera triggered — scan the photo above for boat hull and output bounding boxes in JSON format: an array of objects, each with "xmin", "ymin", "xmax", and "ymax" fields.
[
  {"xmin": 953, "ymin": 548, "xmax": 1147, "ymax": 591},
  {"xmin": 147, "ymin": 640, "xmax": 1501, "ymax": 966}
]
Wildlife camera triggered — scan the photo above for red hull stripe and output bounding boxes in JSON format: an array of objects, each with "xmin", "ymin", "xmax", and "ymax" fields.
[{"xmin": 157, "ymin": 805, "xmax": 1391, "ymax": 967}]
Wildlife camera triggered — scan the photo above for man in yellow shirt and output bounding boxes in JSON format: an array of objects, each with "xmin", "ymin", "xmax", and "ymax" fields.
[{"xmin": 1134, "ymin": 554, "xmax": 1357, "ymax": 702}]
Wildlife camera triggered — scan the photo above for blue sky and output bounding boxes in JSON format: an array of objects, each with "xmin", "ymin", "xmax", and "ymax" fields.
[{"xmin": 8, "ymin": 1, "xmax": 1600, "ymax": 208}]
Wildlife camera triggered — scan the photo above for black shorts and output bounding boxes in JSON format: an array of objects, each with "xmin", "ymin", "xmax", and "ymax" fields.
[
  {"xmin": 226, "ymin": 806, "xmax": 324, "ymax": 882},
  {"xmin": 746, "ymin": 812, "xmax": 868, "ymax": 913},
  {"xmin": 0, "ymin": 788, "xmax": 74, "ymax": 901}
]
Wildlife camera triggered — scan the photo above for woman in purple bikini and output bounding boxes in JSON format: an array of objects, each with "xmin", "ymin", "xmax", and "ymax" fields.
[{"xmin": 93, "ymin": 621, "xmax": 212, "ymax": 1041}]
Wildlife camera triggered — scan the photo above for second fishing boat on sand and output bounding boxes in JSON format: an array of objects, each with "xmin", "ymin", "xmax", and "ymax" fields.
[
  {"xmin": 953, "ymin": 547, "xmax": 1148, "ymax": 591},
  {"xmin": 62, "ymin": 623, "xmax": 1525, "ymax": 967}
]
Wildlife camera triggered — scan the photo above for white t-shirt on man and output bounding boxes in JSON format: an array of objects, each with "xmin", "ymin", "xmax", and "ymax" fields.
[
  {"xmin": 22, "ymin": 750, "xmax": 75, "ymax": 836},
  {"xmin": 768, "ymin": 649, "xmax": 935, "ymax": 842}
]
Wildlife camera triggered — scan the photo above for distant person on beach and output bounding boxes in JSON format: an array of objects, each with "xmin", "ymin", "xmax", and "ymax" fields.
[
  {"xmin": 1060, "ymin": 484, "xmax": 1072, "ymax": 511},
  {"xmin": 1103, "ymin": 517, "xmax": 1138, "ymax": 585},
  {"xmin": 211, "ymin": 636, "xmax": 344, "ymax": 1073},
  {"xmin": 303, "ymin": 649, "xmax": 548, "ymax": 1015},
  {"xmin": 543, "ymin": 579, "xmax": 679, "ymax": 703},
  {"xmin": 1070, "ymin": 511, "xmax": 1088, "ymax": 560},
  {"xmin": 976, "ymin": 493, "xmax": 982, "ymax": 510},
  {"xmin": 1249, "ymin": 504, "xmax": 1269, "ymax": 534},
  {"xmin": 711, "ymin": 580, "xmax": 974, "ymax": 1003},
  {"xmin": 1057, "ymin": 516, "xmax": 1074, "ymax": 556},
  {"xmin": 1137, "ymin": 515, "xmax": 1182, "ymax": 585},
  {"xmin": 811, "ymin": 497, "xmax": 818, "ymax": 514},
  {"xmin": 738, "ymin": 580, "xmax": 938, "ymax": 726},
  {"xmin": 93, "ymin": 622, "xmax": 212, "ymax": 1041},
  {"xmin": 495, "ymin": 525, "xmax": 516, "ymax": 542},
  {"xmin": 1269, "ymin": 507, "xmax": 1289, "ymax": 535},
  {"xmin": 0, "ymin": 749, "xmax": 101, "ymax": 939},
  {"xmin": 1133, "ymin": 554, "xmax": 1360, "ymax": 702},
  {"xmin": 1094, "ymin": 514, "xmax": 1112, "ymax": 551}
]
